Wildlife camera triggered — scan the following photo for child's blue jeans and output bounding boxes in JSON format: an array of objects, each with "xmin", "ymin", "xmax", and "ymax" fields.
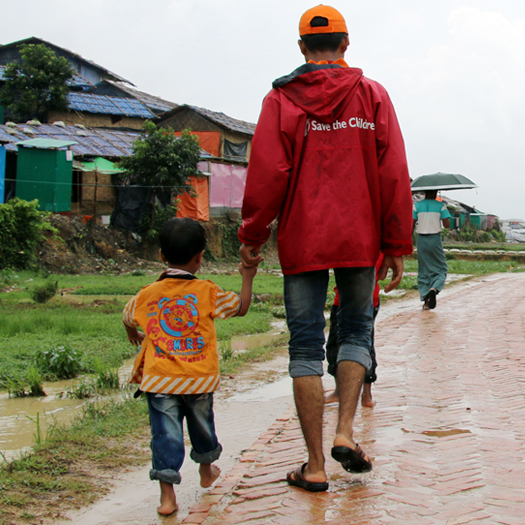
[{"xmin": 146, "ymin": 392, "xmax": 222, "ymax": 484}]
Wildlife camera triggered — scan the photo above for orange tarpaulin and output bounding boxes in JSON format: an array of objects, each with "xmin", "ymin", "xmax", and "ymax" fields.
[
  {"xmin": 177, "ymin": 176, "xmax": 209, "ymax": 221},
  {"xmin": 174, "ymin": 131, "xmax": 220, "ymax": 158}
]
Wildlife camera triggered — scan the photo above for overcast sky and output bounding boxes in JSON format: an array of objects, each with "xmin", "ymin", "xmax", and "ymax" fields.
[{"xmin": 3, "ymin": 0, "xmax": 524, "ymax": 220}]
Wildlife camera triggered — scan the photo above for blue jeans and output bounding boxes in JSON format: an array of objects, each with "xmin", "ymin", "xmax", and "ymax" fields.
[
  {"xmin": 284, "ymin": 267, "xmax": 375, "ymax": 378},
  {"xmin": 146, "ymin": 392, "xmax": 222, "ymax": 484}
]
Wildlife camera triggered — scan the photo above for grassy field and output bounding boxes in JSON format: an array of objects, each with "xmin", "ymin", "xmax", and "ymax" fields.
[{"xmin": 0, "ymin": 269, "xmax": 286, "ymax": 385}]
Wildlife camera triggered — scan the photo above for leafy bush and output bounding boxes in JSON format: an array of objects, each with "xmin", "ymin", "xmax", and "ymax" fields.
[
  {"xmin": 27, "ymin": 366, "xmax": 46, "ymax": 397},
  {"xmin": 491, "ymin": 229, "xmax": 506, "ymax": 242},
  {"xmin": 93, "ymin": 358, "xmax": 120, "ymax": 390},
  {"xmin": 139, "ymin": 203, "xmax": 178, "ymax": 244},
  {"xmin": 29, "ymin": 280, "xmax": 58, "ymax": 304},
  {"xmin": 0, "ymin": 198, "xmax": 57, "ymax": 269},
  {"xmin": 1, "ymin": 373, "xmax": 27, "ymax": 398},
  {"xmin": 34, "ymin": 345, "xmax": 83, "ymax": 380},
  {"xmin": 219, "ymin": 220, "xmax": 242, "ymax": 258}
]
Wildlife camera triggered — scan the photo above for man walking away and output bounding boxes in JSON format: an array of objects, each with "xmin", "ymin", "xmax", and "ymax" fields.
[{"xmin": 238, "ymin": 5, "xmax": 413, "ymax": 492}]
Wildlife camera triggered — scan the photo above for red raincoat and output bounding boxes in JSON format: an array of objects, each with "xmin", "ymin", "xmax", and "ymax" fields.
[{"xmin": 238, "ymin": 62, "xmax": 413, "ymax": 275}]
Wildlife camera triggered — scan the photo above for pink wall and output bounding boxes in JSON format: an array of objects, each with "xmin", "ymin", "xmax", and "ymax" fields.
[{"xmin": 209, "ymin": 163, "xmax": 247, "ymax": 209}]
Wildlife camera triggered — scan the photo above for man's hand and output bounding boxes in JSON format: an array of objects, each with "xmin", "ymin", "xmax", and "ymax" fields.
[
  {"xmin": 377, "ymin": 255, "xmax": 404, "ymax": 293},
  {"xmin": 239, "ymin": 243, "xmax": 264, "ymax": 268}
]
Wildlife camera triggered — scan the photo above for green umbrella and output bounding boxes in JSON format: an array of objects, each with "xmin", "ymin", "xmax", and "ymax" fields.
[{"xmin": 411, "ymin": 172, "xmax": 478, "ymax": 192}]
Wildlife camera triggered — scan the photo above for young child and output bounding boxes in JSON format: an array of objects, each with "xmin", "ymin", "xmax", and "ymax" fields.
[
  {"xmin": 325, "ymin": 253, "xmax": 384, "ymax": 407},
  {"xmin": 123, "ymin": 218, "xmax": 257, "ymax": 516}
]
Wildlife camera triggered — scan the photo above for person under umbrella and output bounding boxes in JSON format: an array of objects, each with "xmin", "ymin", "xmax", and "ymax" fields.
[{"xmin": 412, "ymin": 190, "xmax": 451, "ymax": 309}]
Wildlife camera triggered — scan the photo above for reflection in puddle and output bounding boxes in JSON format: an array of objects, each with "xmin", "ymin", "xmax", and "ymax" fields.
[
  {"xmin": 229, "ymin": 376, "xmax": 292, "ymax": 402},
  {"xmin": 230, "ymin": 321, "xmax": 286, "ymax": 353},
  {"xmin": 402, "ymin": 427, "xmax": 472, "ymax": 438}
]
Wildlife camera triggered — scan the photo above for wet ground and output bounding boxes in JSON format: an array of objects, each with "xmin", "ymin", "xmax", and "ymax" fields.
[{"xmin": 48, "ymin": 271, "xmax": 525, "ymax": 525}]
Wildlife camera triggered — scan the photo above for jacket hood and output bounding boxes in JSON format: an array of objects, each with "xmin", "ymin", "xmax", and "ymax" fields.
[{"xmin": 272, "ymin": 63, "xmax": 363, "ymax": 122}]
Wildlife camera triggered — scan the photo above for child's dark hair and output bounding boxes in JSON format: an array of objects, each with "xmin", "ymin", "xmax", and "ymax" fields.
[
  {"xmin": 159, "ymin": 218, "xmax": 206, "ymax": 265},
  {"xmin": 301, "ymin": 16, "xmax": 347, "ymax": 52}
]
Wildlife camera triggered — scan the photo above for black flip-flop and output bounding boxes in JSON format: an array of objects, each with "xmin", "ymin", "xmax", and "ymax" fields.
[
  {"xmin": 428, "ymin": 289, "xmax": 437, "ymax": 309},
  {"xmin": 331, "ymin": 444, "xmax": 372, "ymax": 473},
  {"xmin": 286, "ymin": 463, "xmax": 329, "ymax": 492}
]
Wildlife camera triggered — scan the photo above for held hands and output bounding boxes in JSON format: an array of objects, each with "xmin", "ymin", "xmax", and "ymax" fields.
[
  {"xmin": 238, "ymin": 262, "xmax": 258, "ymax": 279},
  {"xmin": 239, "ymin": 243, "xmax": 264, "ymax": 268},
  {"xmin": 377, "ymin": 255, "xmax": 404, "ymax": 293}
]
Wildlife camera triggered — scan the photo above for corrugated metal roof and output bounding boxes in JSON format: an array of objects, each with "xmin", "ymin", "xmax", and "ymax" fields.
[
  {"xmin": 0, "ymin": 122, "xmax": 213, "ymax": 159},
  {"xmin": 158, "ymin": 104, "xmax": 256, "ymax": 136},
  {"xmin": 68, "ymin": 92, "xmax": 155, "ymax": 118},
  {"xmin": 0, "ymin": 123, "xmax": 138, "ymax": 157},
  {"xmin": 67, "ymin": 72, "xmax": 93, "ymax": 88},
  {"xmin": 188, "ymin": 106, "xmax": 256, "ymax": 135},
  {"xmin": 0, "ymin": 37, "xmax": 133, "ymax": 85},
  {"xmin": 106, "ymin": 81, "xmax": 177, "ymax": 113}
]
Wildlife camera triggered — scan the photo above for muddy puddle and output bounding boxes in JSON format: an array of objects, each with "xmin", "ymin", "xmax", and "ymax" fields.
[
  {"xmin": 0, "ymin": 362, "xmax": 136, "ymax": 461},
  {"xmin": 0, "ymin": 325, "xmax": 287, "ymax": 462}
]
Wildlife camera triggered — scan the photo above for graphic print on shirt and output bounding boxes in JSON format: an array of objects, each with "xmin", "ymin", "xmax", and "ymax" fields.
[{"xmin": 146, "ymin": 294, "xmax": 206, "ymax": 364}]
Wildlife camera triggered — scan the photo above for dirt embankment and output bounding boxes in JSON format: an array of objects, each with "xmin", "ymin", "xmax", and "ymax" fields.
[
  {"xmin": 37, "ymin": 215, "xmax": 157, "ymax": 274},
  {"xmin": 38, "ymin": 215, "xmax": 279, "ymax": 274}
]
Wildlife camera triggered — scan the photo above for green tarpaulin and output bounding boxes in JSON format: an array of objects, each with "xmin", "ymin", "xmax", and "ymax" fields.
[{"xmin": 78, "ymin": 157, "xmax": 124, "ymax": 174}]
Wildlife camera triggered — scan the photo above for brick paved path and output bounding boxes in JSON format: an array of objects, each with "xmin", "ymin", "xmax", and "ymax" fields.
[{"xmin": 180, "ymin": 273, "xmax": 525, "ymax": 525}]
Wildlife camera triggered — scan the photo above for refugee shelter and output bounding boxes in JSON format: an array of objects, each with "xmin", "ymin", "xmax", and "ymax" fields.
[
  {"xmin": 16, "ymin": 138, "xmax": 76, "ymax": 212},
  {"xmin": 0, "ymin": 37, "xmax": 176, "ymax": 129},
  {"xmin": 157, "ymin": 105, "xmax": 255, "ymax": 162},
  {"xmin": 157, "ymin": 105, "xmax": 255, "ymax": 219},
  {"xmin": 0, "ymin": 121, "xmax": 249, "ymax": 226}
]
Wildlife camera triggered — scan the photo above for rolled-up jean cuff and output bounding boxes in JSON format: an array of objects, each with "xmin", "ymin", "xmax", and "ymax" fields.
[
  {"xmin": 289, "ymin": 359, "xmax": 324, "ymax": 378},
  {"xmin": 190, "ymin": 443, "xmax": 223, "ymax": 464},
  {"xmin": 149, "ymin": 468, "xmax": 181, "ymax": 485},
  {"xmin": 337, "ymin": 344, "xmax": 372, "ymax": 371}
]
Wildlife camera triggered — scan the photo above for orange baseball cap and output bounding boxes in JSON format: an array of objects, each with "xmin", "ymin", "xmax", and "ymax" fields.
[{"xmin": 299, "ymin": 5, "xmax": 348, "ymax": 36}]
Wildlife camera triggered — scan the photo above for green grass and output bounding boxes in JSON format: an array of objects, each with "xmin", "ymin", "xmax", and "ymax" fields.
[
  {"xmin": 0, "ymin": 397, "xmax": 150, "ymax": 523},
  {"xmin": 0, "ymin": 271, "xmax": 276, "ymax": 386}
]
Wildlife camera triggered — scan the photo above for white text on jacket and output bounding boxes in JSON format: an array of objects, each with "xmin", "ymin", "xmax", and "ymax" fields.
[{"xmin": 308, "ymin": 117, "xmax": 375, "ymax": 132}]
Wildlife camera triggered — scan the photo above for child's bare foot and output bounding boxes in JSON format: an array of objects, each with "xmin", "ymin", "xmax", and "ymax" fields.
[
  {"xmin": 361, "ymin": 383, "xmax": 375, "ymax": 407},
  {"xmin": 199, "ymin": 463, "xmax": 221, "ymax": 488},
  {"xmin": 158, "ymin": 481, "xmax": 178, "ymax": 516},
  {"xmin": 324, "ymin": 389, "xmax": 339, "ymax": 404}
]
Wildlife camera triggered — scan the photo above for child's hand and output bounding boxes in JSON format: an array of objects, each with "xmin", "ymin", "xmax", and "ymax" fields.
[
  {"xmin": 238, "ymin": 262, "xmax": 257, "ymax": 279},
  {"xmin": 125, "ymin": 325, "xmax": 145, "ymax": 347}
]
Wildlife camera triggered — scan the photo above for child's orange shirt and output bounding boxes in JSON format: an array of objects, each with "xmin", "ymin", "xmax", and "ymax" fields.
[{"xmin": 123, "ymin": 269, "xmax": 240, "ymax": 395}]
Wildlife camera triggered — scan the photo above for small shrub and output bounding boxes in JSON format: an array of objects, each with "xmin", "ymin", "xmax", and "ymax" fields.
[
  {"xmin": 131, "ymin": 269, "xmax": 146, "ymax": 276},
  {"xmin": 66, "ymin": 380, "xmax": 97, "ymax": 399},
  {"xmin": 491, "ymin": 230, "xmax": 506, "ymax": 242},
  {"xmin": 140, "ymin": 203, "xmax": 178, "ymax": 244},
  {"xmin": 0, "ymin": 268, "xmax": 17, "ymax": 285},
  {"xmin": 2, "ymin": 373, "xmax": 27, "ymax": 397},
  {"xmin": 219, "ymin": 220, "xmax": 242, "ymax": 258},
  {"xmin": 34, "ymin": 345, "xmax": 83, "ymax": 380},
  {"xmin": 0, "ymin": 198, "xmax": 57, "ymax": 269},
  {"xmin": 219, "ymin": 342, "xmax": 235, "ymax": 361},
  {"xmin": 27, "ymin": 366, "xmax": 46, "ymax": 397},
  {"xmin": 29, "ymin": 280, "xmax": 58, "ymax": 304},
  {"xmin": 94, "ymin": 359, "xmax": 120, "ymax": 390}
]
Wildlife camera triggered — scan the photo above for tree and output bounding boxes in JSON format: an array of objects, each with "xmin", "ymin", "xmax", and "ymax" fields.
[
  {"xmin": 0, "ymin": 44, "xmax": 74, "ymax": 123},
  {"xmin": 116, "ymin": 121, "xmax": 202, "ymax": 233}
]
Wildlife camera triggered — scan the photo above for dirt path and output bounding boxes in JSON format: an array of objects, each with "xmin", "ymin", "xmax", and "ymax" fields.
[
  {"xmin": 53, "ymin": 353, "xmax": 297, "ymax": 525},
  {"xmin": 54, "ymin": 275, "xmax": 486, "ymax": 525}
]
